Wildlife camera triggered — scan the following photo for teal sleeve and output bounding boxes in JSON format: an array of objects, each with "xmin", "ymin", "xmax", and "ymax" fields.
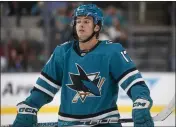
[
  {"xmin": 109, "ymin": 43, "xmax": 152, "ymax": 102},
  {"xmin": 25, "ymin": 45, "xmax": 64, "ymax": 109},
  {"xmin": 110, "ymin": 44, "xmax": 145, "ymax": 95},
  {"xmin": 35, "ymin": 46, "xmax": 63, "ymax": 99},
  {"xmin": 25, "ymin": 87, "xmax": 53, "ymax": 109},
  {"xmin": 128, "ymin": 83, "xmax": 152, "ymax": 102}
]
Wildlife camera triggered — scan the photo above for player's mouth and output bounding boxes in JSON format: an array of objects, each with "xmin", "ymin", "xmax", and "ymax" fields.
[{"xmin": 79, "ymin": 29, "xmax": 85, "ymax": 33}]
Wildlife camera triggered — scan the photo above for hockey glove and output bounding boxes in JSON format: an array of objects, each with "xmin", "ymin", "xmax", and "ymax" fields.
[
  {"xmin": 132, "ymin": 98, "xmax": 154, "ymax": 127},
  {"xmin": 12, "ymin": 102, "xmax": 38, "ymax": 127}
]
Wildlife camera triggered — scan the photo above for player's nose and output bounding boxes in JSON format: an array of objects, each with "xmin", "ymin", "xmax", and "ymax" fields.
[
  {"xmin": 78, "ymin": 22, "xmax": 85, "ymax": 28},
  {"xmin": 80, "ymin": 24, "xmax": 84, "ymax": 28}
]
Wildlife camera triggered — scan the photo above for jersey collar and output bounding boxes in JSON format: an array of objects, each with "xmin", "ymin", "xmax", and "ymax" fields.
[{"xmin": 73, "ymin": 40, "xmax": 101, "ymax": 57}]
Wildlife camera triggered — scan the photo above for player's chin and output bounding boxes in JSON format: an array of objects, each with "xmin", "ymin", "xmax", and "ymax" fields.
[
  {"xmin": 78, "ymin": 34, "xmax": 86, "ymax": 38},
  {"xmin": 78, "ymin": 36, "xmax": 89, "ymax": 42}
]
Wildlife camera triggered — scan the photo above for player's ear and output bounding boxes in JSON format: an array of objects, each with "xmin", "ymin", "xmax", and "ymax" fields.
[{"xmin": 94, "ymin": 25, "xmax": 100, "ymax": 32}]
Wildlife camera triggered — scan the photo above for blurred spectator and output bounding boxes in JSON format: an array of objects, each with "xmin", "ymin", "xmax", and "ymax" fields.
[
  {"xmin": 7, "ymin": 1, "xmax": 37, "ymax": 27},
  {"xmin": 1, "ymin": 1, "xmax": 173, "ymax": 72},
  {"xmin": 67, "ymin": 2, "xmax": 83, "ymax": 17},
  {"xmin": 47, "ymin": 1, "xmax": 68, "ymax": 15},
  {"xmin": 7, "ymin": 1, "xmax": 37, "ymax": 16},
  {"xmin": 31, "ymin": 2, "xmax": 44, "ymax": 16},
  {"xmin": 5, "ymin": 39, "xmax": 44, "ymax": 72},
  {"xmin": 49, "ymin": 2, "xmax": 73, "ymax": 51},
  {"xmin": 54, "ymin": 5, "xmax": 71, "ymax": 31},
  {"xmin": 36, "ymin": 2, "xmax": 69, "ymax": 28},
  {"xmin": 18, "ymin": 40, "xmax": 30, "ymax": 70},
  {"xmin": 0, "ymin": 42, "xmax": 7, "ymax": 72},
  {"xmin": 1, "ymin": 56, "xmax": 7, "ymax": 72},
  {"xmin": 108, "ymin": 16, "xmax": 128, "ymax": 43},
  {"xmin": 103, "ymin": 5, "xmax": 128, "ymax": 46},
  {"xmin": 27, "ymin": 40, "xmax": 45, "ymax": 72},
  {"xmin": 104, "ymin": 5, "xmax": 126, "ymax": 27},
  {"xmin": 0, "ymin": 42, "xmax": 5, "ymax": 56},
  {"xmin": 7, "ymin": 39, "xmax": 25, "ymax": 72},
  {"xmin": 27, "ymin": 49, "xmax": 41, "ymax": 72}
]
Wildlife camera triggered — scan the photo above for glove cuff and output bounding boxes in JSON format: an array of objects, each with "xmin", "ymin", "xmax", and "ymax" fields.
[
  {"xmin": 17, "ymin": 102, "xmax": 38, "ymax": 115},
  {"xmin": 133, "ymin": 98, "xmax": 150, "ymax": 109}
]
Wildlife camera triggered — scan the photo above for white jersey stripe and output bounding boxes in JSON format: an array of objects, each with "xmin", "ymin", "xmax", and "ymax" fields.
[
  {"xmin": 40, "ymin": 74, "xmax": 60, "ymax": 89},
  {"xmin": 35, "ymin": 84, "xmax": 55, "ymax": 97},
  {"xmin": 58, "ymin": 110, "xmax": 119, "ymax": 121},
  {"xmin": 118, "ymin": 70, "xmax": 139, "ymax": 86},
  {"xmin": 125, "ymin": 78, "xmax": 144, "ymax": 93}
]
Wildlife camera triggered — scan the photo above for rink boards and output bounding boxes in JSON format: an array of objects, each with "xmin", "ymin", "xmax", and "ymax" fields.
[{"xmin": 1, "ymin": 72, "xmax": 175, "ymax": 115}]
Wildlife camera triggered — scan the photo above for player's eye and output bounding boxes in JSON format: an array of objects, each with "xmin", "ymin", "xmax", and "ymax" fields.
[
  {"xmin": 76, "ymin": 19, "xmax": 90, "ymax": 24},
  {"xmin": 76, "ymin": 20, "xmax": 81, "ymax": 24},
  {"xmin": 84, "ymin": 20, "xmax": 89, "ymax": 24}
]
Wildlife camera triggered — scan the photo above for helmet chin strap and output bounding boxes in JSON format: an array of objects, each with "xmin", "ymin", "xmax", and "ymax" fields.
[{"xmin": 79, "ymin": 31, "xmax": 96, "ymax": 43}]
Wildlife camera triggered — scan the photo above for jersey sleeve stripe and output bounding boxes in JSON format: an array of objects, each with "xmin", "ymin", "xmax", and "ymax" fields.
[
  {"xmin": 41, "ymin": 71, "xmax": 61, "ymax": 87},
  {"xmin": 124, "ymin": 78, "xmax": 145, "ymax": 93},
  {"xmin": 118, "ymin": 70, "xmax": 139, "ymax": 86},
  {"xmin": 39, "ymin": 74, "xmax": 60, "ymax": 89},
  {"xmin": 115, "ymin": 67, "xmax": 137, "ymax": 84},
  {"xmin": 32, "ymin": 87, "xmax": 53, "ymax": 99},
  {"xmin": 37, "ymin": 78, "xmax": 58, "ymax": 94},
  {"xmin": 120, "ymin": 73, "xmax": 142, "ymax": 90},
  {"xmin": 34, "ymin": 84, "xmax": 55, "ymax": 97}
]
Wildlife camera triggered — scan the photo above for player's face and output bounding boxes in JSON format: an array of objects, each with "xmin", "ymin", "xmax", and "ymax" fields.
[{"xmin": 76, "ymin": 16, "xmax": 95, "ymax": 41}]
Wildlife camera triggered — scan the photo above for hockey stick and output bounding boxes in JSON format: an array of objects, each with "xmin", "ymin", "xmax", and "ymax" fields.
[
  {"xmin": 152, "ymin": 94, "xmax": 175, "ymax": 121},
  {"xmin": 3, "ymin": 95, "xmax": 175, "ymax": 127}
]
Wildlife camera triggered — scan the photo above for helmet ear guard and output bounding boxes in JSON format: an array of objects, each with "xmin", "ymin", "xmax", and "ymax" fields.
[{"xmin": 94, "ymin": 26, "xmax": 99, "ymax": 32}]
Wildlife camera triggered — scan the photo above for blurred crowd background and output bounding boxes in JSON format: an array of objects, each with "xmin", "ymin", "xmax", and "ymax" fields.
[{"xmin": 0, "ymin": 1, "xmax": 175, "ymax": 72}]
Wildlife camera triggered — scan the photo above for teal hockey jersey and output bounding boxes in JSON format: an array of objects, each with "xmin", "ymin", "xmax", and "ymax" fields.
[{"xmin": 35, "ymin": 40, "xmax": 149, "ymax": 126}]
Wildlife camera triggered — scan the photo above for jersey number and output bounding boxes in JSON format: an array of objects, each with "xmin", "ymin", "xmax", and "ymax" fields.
[{"xmin": 121, "ymin": 51, "xmax": 132, "ymax": 62}]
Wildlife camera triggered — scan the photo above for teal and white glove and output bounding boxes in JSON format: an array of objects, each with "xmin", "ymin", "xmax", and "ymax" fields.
[
  {"xmin": 12, "ymin": 102, "xmax": 38, "ymax": 127},
  {"xmin": 132, "ymin": 98, "xmax": 154, "ymax": 127}
]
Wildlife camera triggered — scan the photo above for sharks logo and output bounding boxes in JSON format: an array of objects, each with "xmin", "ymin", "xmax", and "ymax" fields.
[{"xmin": 66, "ymin": 64, "xmax": 105, "ymax": 103}]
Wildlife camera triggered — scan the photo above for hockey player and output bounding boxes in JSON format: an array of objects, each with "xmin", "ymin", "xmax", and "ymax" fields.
[{"xmin": 13, "ymin": 4, "xmax": 154, "ymax": 127}]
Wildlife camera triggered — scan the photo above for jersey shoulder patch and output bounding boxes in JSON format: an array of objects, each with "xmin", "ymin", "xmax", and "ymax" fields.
[{"xmin": 101, "ymin": 40, "xmax": 124, "ymax": 53}]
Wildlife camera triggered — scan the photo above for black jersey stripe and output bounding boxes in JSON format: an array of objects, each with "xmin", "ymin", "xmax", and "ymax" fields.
[
  {"xmin": 58, "ymin": 106, "xmax": 118, "ymax": 119},
  {"xmin": 31, "ymin": 87, "xmax": 54, "ymax": 99},
  {"xmin": 41, "ymin": 71, "xmax": 61, "ymax": 87},
  {"xmin": 115, "ymin": 67, "xmax": 137, "ymax": 84}
]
